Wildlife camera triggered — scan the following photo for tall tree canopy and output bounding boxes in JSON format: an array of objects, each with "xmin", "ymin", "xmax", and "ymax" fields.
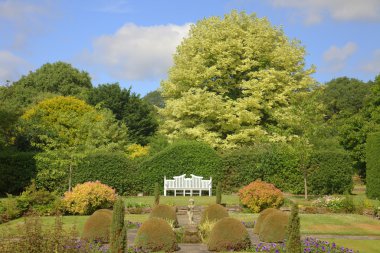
[
  {"xmin": 160, "ymin": 11, "xmax": 314, "ymax": 149},
  {"xmin": 13, "ymin": 61, "xmax": 92, "ymax": 97},
  {"xmin": 87, "ymin": 83, "xmax": 158, "ymax": 145}
]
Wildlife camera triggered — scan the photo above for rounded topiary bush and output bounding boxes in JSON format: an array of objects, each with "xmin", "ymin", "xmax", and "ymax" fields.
[
  {"xmin": 82, "ymin": 209, "xmax": 113, "ymax": 243},
  {"xmin": 259, "ymin": 210, "xmax": 288, "ymax": 242},
  {"xmin": 253, "ymin": 208, "xmax": 279, "ymax": 234},
  {"xmin": 201, "ymin": 204, "xmax": 229, "ymax": 224},
  {"xmin": 134, "ymin": 217, "xmax": 177, "ymax": 252},
  {"xmin": 207, "ymin": 217, "xmax": 251, "ymax": 252},
  {"xmin": 149, "ymin": 204, "xmax": 178, "ymax": 227}
]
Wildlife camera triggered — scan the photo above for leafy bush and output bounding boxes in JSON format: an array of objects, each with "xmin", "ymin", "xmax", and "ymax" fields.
[
  {"xmin": 63, "ymin": 181, "xmax": 116, "ymax": 215},
  {"xmin": 149, "ymin": 204, "xmax": 178, "ymax": 227},
  {"xmin": 207, "ymin": 217, "xmax": 251, "ymax": 252},
  {"xmin": 0, "ymin": 151, "xmax": 37, "ymax": 196},
  {"xmin": 366, "ymin": 132, "xmax": 380, "ymax": 199},
  {"xmin": 198, "ymin": 219, "xmax": 216, "ymax": 243},
  {"xmin": 200, "ymin": 204, "xmax": 229, "ymax": 224},
  {"xmin": 82, "ymin": 209, "xmax": 113, "ymax": 243},
  {"xmin": 253, "ymin": 208, "xmax": 278, "ymax": 234},
  {"xmin": 259, "ymin": 210, "xmax": 289, "ymax": 242},
  {"xmin": 138, "ymin": 140, "xmax": 222, "ymax": 194},
  {"xmin": 134, "ymin": 217, "xmax": 177, "ymax": 252},
  {"xmin": 308, "ymin": 151, "xmax": 353, "ymax": 195},
  {"xmin": 0, "ymin": 195, "xmax": 23, "ymax": 222},
  {"xmin": 127, "ymin": 144, "xmax": 150, "ymax": 159},
  {"xmin": 73, "ymin": 152, "xmax": 138, "ymax": 195},
  {"xmin": 220, "ymin": 144, "xmax": 303, "ymax": 193},
  {"xmin": 239, "ymin": 180, "xmax": 284, "ymax": 213}
]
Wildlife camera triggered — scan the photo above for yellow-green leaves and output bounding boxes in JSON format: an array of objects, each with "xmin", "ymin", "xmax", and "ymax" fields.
[{"xmin": 160, "ymin": 11, "xmax": 315, "ymax": 149}]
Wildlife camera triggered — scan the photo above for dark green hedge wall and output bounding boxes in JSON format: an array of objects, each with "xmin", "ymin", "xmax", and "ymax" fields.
[
  {"xmin": 0, "ymin": 151, "xmax": 36, "ymax": 196},
  {"xmin": 308, "ymin": 151, "xmax": 353, "ymax": 195},
  {"xmin": 366, "ymin": 132, "xmax": 380, "ymax": 199},
  {"xmin": 72, "ymin": 152, "xmax": 138, "ymax": 195},
  {"xmin": 221, "ymin": 144, "xmax": 303, "ymax": 193},
  {"xmin": 137, "ymin": 140, "xmax": 223, "ymax": 194}
]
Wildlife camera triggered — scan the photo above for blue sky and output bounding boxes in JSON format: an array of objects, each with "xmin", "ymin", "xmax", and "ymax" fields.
[{"xmin": 1, "ymin": 0, "xmax": 380, "ymax": 96}]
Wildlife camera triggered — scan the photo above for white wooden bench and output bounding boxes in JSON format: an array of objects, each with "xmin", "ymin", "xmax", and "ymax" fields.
[{"xmin": 164, "ymin": 174, "xmax": 212, "ymax": 196}]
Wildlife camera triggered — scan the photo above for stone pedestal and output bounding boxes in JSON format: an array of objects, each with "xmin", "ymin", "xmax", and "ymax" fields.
[{"xmin": 182, "ymin": 224, "xmax": 201, "ymax": 243}]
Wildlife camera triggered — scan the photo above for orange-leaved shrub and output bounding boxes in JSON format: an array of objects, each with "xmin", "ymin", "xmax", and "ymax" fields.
[
  {"xmin": 238, "ymin": 180, "xmax": 284, "ymax": 213},
  {"xmin": 63, "ymin": 181, "xmax": 116, "ymax": 215}
]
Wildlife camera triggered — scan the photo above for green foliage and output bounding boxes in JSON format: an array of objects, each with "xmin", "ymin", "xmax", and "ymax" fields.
[
  {"xmin": 82, "ymin": 209, "xmax": 113, "ymax": 243},
  {"xmin": 138, "ymin": 140, "xmax": 222, "ymax": 194},
  {"xmin": 216, "ymin": 182, "xmax": 222, "ymax": 204},
  {"xmin": 134, "ymin": 217, "xmax": 177, "ymax": 252},
  {"xmin": 143, "ymin": 90, "xmax": 165, "ymax": 108},
  {"xmin": 239, "ymin": 180, "xmax": 284, "ymax": 213},
  {"xmin": 0, "ymin": 216, "xmax": 105, "ymax": 253},
  {"xmin": 207, "ymin": 217, "xmax": 251, "ymax": 252},
  {"xmin": 63, "ymin": 181, "xmax": 116, "ymax": 215},
  {"xmin": 0, "ymin": 151, "xmax": 36, "ymax": 196},
  {"xmin": 110, "ymin": 198, "xmax": 127, "ymax": 253},
  {"xmin": 154, "ymin": 182, "xmax": 160, "ymax": 206},
  {"xmin": 73, "ymin": 152, "xmax": 138, "ymax": 195},
  {"xmin": 201, "ymin": 204, "xmax": 229, "ymax": 224},
  {"xmin": 286, "ymin": 204, "xmax": 301, "ymax": 253},
  {"xmin": 160, "ymin": 11, "xmax": 314, "ymax": 149},
  {"xmin": 149, "ymin": 204, "xmax": 178, "ymax": 227},
  {"xmin": 259, "ymin": 210, "xmax": 289, "ymax": 242},
  {"xmin": 220, "ymin": 143, "xmax": 303, "ymax": 193},
  {"xmin": 308, "ymin": 151, "xmax": 353, "ymax": 195},
  {"xmin": 13, "ymin": 61, "xmax": 92, "ymax": 97},
  {"xmin": 87, "ymin": 83, "xmax": 158, "ymax": 145},
  {"xmin": 366, "ymin": 132, "xmax": 380, "ymax": 199},
  {"xmin": 253, "ymin": 208, "xmax": 278, "ymax": 234}
]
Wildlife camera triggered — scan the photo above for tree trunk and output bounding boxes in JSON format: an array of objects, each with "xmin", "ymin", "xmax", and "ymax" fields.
[
  {"xmin": 304, "ymin": 174, "xmax": 308, "ymax": 200},
  {"xmin": 69, "ymin": 163, "xmax": 72, "ymax": 192}
]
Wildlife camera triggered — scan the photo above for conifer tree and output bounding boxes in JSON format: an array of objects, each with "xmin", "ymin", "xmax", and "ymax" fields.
[
  {"xmin": 110, "ymin": 197, "xmax": 127, "ymax": 253},
  {"xmin": 286, "ymin": 203, "xmax": 301, "ymax": 253}
]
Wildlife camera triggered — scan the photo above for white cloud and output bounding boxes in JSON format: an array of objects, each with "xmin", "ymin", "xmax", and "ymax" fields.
[
  {"xmin": 323, "ymin": 42, "xmax": 357, "ymax": 72},
  {"xmin": 269, "ymin": 0, "xmax": 380, "ymax": 24},
  {"xmin": 0, "ymin": 0, "xmax": 52, "ymax": 48},
  {"xmin": 362, "ymin": 49, "xmax": 380, "ymax": 73},
  {"xmin": 0, "ymin": 51, "xmax": 29, "ymax": 83},
  {"xmin": 83, "ymin": 23, "xmax": 191, "ymax": 81}
]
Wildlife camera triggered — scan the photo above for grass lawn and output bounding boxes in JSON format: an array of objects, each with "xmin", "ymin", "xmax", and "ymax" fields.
[
  {"xmin": 231, "ymin": 213, "xmax": 380, "ymax": 236},
  {"xmin": 124, "ymin": 194, "xmax": 240, "ymax": 207},
  {"xmin": 325, "ymin": 238, "xmax": 380, "ymax": 253}
]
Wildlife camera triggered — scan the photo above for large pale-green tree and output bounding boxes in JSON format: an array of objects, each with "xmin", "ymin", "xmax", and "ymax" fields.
[{"xmin": 160, "ymin": 11, "xmax": 314, "ymax": 149}]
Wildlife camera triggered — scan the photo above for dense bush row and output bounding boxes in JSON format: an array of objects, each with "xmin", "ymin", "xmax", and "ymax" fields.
[
  {"xmin": 0, "ymin": 151, "xmax": 37, "ymax": 196},
  {"xmin": 1, "ymin": 140, "xmax": 354, "ymax": 197},
  {"xmin": 366, "ymin": 132, "xmax": 380, "ymax": 199}
]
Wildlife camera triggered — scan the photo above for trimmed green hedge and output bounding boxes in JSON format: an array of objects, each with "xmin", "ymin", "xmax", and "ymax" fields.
[
  {"xmin": 308, "ymin": 151, "xmax": 353, "ymax": 195},
  {"xmin": 0, "ymin": 151, "xmax": 37, "ymax": 196},
  {"xmin": 72, "ymin": 152, "xmax": 138, "ymax": 195},
  {"xmin": 221, "ymin": 144, "xmax": 303, "ymax": 194},
  {"xmin": 366, "ymin": 132, "xmax": 380, "ymax": 199},
  {"xmin": 137, "ymin": 140, "xmax": 223, "ymax": 194}
]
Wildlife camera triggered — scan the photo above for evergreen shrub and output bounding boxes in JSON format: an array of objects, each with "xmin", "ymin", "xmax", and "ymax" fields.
[
  {"xmin": 149, "ymin": 204, "xmax": 178, "ymax": 227},
  {"xmin": 73, "ymin": 152, "xmax": 138, "ymax": 195},
  {"xmin": 253, "ymin": 208, "xmax": 278, "ymax": 234},
  {"xmin": 201, "ymin": 204, "xmax": 229, "ymax": 224},
  {"xmin": 366, "ymin": 132, "xmax": 380, "ymax": 199},
  {"xmin": 239, "ymin": 180, "xmax": 284, "ymax": 213},
  {"xmin": 82, "ymin": 209, "xmax": 113, "ymax": 243},
  {"xmin": 259, "ymin": 210, "xmax": 288, "ymax": 242},
  {"xmin": 0, "ymin": 151, "xmax": 36, "ymax": 196},
  {"xmin": 308, "ymin": 151, "xmax": 353, "ymax": 195},
  {"xmin": 207, "ymin": 217, "xmax": 251, "ymax": 252},
  {"xmin": 63, "ymin": 181, "xmax": 116, "ymax": 215},
  {"xmin": 134, "ymin": 217, "xmax": 177, "ymax": 252},
  {"xmin": 138, "ymin": 140, "xmax": 222, "ymax": 194}
]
